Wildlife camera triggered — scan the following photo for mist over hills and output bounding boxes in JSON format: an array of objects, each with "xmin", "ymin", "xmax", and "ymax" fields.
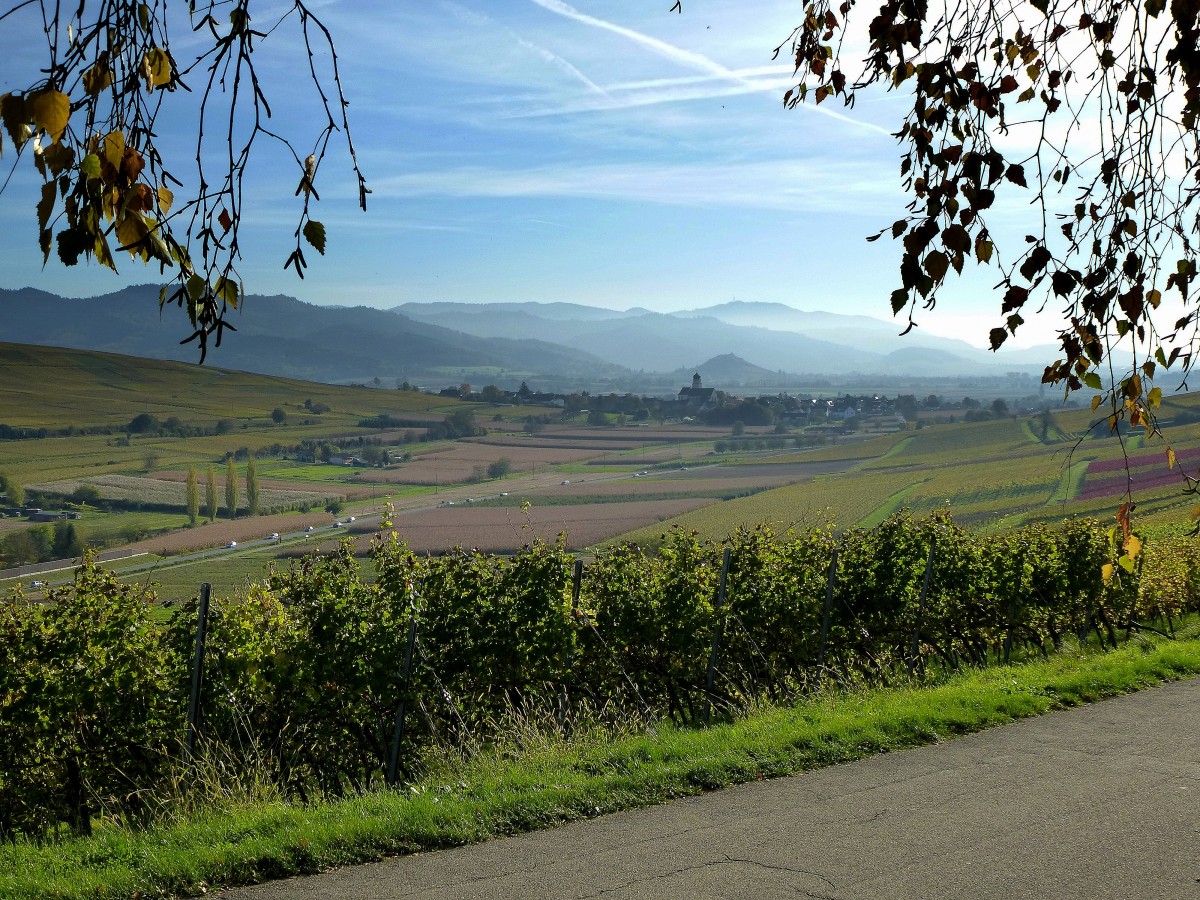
[
  {"xmin": 1, "ymin": 285, "xmax": 1054, "ymax": 389},
  {"xmin": 0, "ymin": 286, "xmax": 625, "ymax": 386},
  {"xmin": 395, "ymin": 299, "xmax": 1054, "ymax": 375}
]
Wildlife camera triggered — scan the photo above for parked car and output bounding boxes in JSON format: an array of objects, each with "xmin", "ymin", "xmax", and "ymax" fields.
[
  {"xmin": 269, "ymin": 532, "xmax": 280, "ymax": 541},
  {"xmin": 226, "ymin": 541, "xmax": 237, "ymax": 548},
  {"xmin": 304, "ymin": 525, "xmax": 315, "ymax": 532}
]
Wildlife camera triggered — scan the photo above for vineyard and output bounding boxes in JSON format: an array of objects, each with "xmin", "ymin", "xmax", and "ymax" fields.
[{"xmin": 3, "ymin": 510, "xmax": 1197, "ymax": 842}]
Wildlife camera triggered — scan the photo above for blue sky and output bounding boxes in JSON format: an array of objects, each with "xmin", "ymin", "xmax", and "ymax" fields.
[{"xmin": 0, "ymin": 0, "xmax": 1062, "ymax": 349}]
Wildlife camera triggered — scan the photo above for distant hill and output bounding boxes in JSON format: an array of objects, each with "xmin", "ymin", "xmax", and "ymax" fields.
[
  {"xmin": 670, "ymin": 354, "xmax": 780, "ymax": 384},
  {"xmin": 2, "ymin": 287, "xmax": 1054, "ymax": 389},
  {"xmin": 0, "ymin": 341, "xmax": 457, "ymax": 431},
  {"xmin": 399, "ymin": 299, "xmax": 1048, "ymax": 376},
  {"xmin": 0, "ymin": 286, "xmax": 629, "ymax": 386}
]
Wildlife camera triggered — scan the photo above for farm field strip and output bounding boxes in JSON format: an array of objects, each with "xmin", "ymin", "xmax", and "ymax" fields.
[
  {"xmin": 611, "ymin": 469, "xmax": 924, "ymax": 546},
  {"xmin": 1085, "ymin": 445, "xmax": 1200, "ymax": 474},
  {"xmin": 294, "ymin": 498, "xmax": 720, "ymax": 554},
  {"xmin": 30, "ymin": 474, "xmax": 333, "ymax": 509}
]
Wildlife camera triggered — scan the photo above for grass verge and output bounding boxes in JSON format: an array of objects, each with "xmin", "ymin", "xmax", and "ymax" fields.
[{"xmin": 3, "ymin": 631, "xmax": 1199, "ymax": 899}]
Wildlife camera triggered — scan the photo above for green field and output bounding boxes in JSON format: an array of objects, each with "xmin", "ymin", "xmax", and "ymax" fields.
[{"xmin": 4, "ymin": 342, "xmax": 1199, "ymax": 572}]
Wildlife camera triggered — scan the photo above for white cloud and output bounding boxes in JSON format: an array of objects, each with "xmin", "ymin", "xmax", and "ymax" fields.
[
  {"xmin": 520, "ymin": 2, "xmax": 890, "ymax": 134},
  {"xmin": 441, "ymin": 0, "xmax": 608, "ymax": 96},
  {"xmin": 371, "ymin": 157, "xmax": 899, "ymax": 214},
  {"xmin": 529, "ymin": 0, "xmax": 739, "ymax": 80}
]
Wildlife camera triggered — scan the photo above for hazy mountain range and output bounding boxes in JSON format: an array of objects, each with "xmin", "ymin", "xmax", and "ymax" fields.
[{"xmin": 0, "ymin": 286, "xmax": 1054, "ymax": 389}]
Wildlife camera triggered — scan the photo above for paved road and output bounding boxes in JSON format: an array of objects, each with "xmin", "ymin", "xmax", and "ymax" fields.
[{"xmin": 229, "ymin": 677, "xmax": 1200, "ymax": 900}]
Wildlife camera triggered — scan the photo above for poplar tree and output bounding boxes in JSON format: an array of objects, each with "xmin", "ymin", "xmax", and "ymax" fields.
[
  {"xmin": 205, "ymin": 465, "xmax": 218, "ymax": 523},
  {"xmin": 245, "ymin": 454, "xmax": 260, "ymax": 517},
  {"xmin": 225, "ymin": 458, "xmax": 239, "ymax": 519},
  {"xmin": 185, "ymin": 466, "xmax": 199, "ymax": 526}
]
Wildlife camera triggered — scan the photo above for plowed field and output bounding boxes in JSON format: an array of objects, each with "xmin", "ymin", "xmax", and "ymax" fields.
[{"xmin": 301, "ymin": 499, "xmax": 714, "ymax": 554}]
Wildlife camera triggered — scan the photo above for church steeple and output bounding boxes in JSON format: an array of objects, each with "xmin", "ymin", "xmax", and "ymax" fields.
[{"xmin": 692, "ymin": 373, "xmax": 702, "ymax": 390}]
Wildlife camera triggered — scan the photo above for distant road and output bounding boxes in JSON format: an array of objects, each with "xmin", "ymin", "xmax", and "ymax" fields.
[
  {"xmin": 228, "ymin": 678, "xmax": 1200, "ymax": 899},
  {"xmin": 0, "ymin": 548, "xmax": 148, "ymax": 582}
]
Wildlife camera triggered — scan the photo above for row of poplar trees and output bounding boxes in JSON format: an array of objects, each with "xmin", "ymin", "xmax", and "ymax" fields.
[{"xmin": 183, "ymin": 457, "xmax": 260, "ymax": 526}]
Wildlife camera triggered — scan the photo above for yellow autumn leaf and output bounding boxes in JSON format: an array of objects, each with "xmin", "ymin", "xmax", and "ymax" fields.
[
  {"xmin": 116, "ymin": 212, "xmax": 150, "ymax": 256},
  {"xmin": 1168, "ymin": 448, "xmax": 1176, "ymax": 470},
  {"xmin": 1101, "ymin": 563, "xmax": 1114, "ymax": 584},
  {"xmin": 143, "ymin": 49, "xmax": 172, "ymax": 88},
  {"xmin": 102, "ymin": 130, "xmax": 125, "ymax": 177},
  {"xmin": 83, "ymin": 63, "xmax": 114, "ymax": 96},
  {"xmin": 157, "ymin": 186, "xmax": 173, "ymax": 214},
  {"xmin": 1123, "ymin": 533, "xmax": 1142, "ymax": 559},
  {"xmin": 28, "ymin": 89, "xmax": 69, "ymax": 144}
]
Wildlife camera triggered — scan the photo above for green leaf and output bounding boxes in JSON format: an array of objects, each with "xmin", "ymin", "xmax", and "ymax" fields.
[
  {"xmin": 215, "ymin": 276, "xmax": 239, "ymax": 308},
  {"xmin": 80, "ymin": 153, "xmax": 101, "ymax": 180},
  {"xmin": 186, "ymin": 274, "xmax": 206, "ymax": 302},
  {"xmin": 303, "ymin": 220, "xmax": 327, "ymax": 256},
  {"xmin": 1083, "ymin": 372, "xmax": 1103, "ymax": 390}
]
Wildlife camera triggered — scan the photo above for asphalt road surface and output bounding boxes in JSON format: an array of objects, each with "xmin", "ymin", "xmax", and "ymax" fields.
[{"xmin": 228, "ymin": 676, "xmax": 1200, "ymax": 900}]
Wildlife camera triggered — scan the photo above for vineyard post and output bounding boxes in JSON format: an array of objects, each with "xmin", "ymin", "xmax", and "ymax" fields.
[
  {"xmin": 818, "ymin": 549, "xmax": 839, "ymax": 681},
  {"xmin": 1003, "ymin": 554, "xmax": 1024, "ymax": 664},
  {"xmin": 558, "ymin": 558, "xmax": 584, "ymax": 729},
  {"xmin": 703, "ymin": 546, "xmax": 732, "ymax": 726},
  {"xmin": 386, "ymin": 587, "xmax": 421, "ymax": 787},
  {"xmin": 909, "ymin": 538, "xmax": 937, "ymax": 675},
  {"xmin": 185, "ymin": 582, "xmax": 212, "ymax": 765}
]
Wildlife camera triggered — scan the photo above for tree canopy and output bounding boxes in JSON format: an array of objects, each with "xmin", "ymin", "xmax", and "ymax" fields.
[
  {"xmin": 776, "ymin": 0, "xmax": 1200, "ymax": 435},
  {"xmin": 0, "ymin": 0, "xmax": 367, "ymax": 359}
]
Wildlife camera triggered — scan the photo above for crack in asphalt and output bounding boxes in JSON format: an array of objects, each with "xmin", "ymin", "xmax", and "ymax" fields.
[{"xmin": 580, "ymin": 853, "xmax": 837, "ymax": 898}]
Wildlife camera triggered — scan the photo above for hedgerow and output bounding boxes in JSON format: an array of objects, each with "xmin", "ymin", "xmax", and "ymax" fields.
[{"xmin": 1, "ymin": 510, "xmax": 1196, "ymax": 841}]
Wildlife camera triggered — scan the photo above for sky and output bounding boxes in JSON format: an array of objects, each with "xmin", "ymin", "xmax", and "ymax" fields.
[{"xmin": 0, "ymin": 0, "xmax": 1065, "ymax": 350}]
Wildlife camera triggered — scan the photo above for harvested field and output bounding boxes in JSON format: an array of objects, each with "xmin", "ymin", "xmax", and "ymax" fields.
[
  {"xmin": 653, "ymin": 461, "xmax": 861, "ymax": 481},
  {"xmin": 127, "ymin": 510, "xmax": 339, "ymax": 555},
  {"xmin": 546, "ymin": 426, "xmax": 730, "ymax": 442},
  {"xmin": 31, "ymin": 474, "xmax": 334, "ymax": 510},
  {"xmin": 147, "ymin": 469, "xmax": 380, "ymax": 501},
  {"xmin": 352, "ymin": 444, "xmax": 598, "ymax": 485},
  {"xmin": 514, "ymin": 472, "xmax": 809, "ymax": 500},
  {"xmin": 301, "ymin": 499, "xmax": 715, "ymax": 554},
  {"xmin": 469, "ymin": 435, "xmax": 652, "ymax": 452}
]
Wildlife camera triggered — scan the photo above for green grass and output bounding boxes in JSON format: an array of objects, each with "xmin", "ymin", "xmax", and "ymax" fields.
[
  {"xmin": 4, "ymin": 631, "xmax": 1197, "ymax": 899},
  {"xmin": 0, "ymin": 343, "xmax": 454, "ymax": 431}
]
